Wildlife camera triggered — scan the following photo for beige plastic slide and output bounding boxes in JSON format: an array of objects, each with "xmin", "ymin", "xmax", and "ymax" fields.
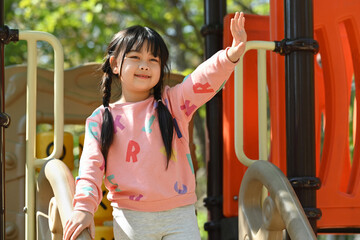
[{"xmin": 238, "ymin": 160, "xmax": 316, "ymax": 240}]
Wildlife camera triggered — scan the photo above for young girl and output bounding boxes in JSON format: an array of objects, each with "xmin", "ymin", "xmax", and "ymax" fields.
[{"xmin": 63, "ymin": 12, "xmax": 246, "ymax": 240}]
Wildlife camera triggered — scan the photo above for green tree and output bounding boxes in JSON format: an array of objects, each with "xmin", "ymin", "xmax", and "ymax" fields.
[
  {"xmin": 5, "ymin": 0, "xmax": 269, "ymax": 70},
  {"xmin": 5, "ymin": 0, "xmax": 204, "ymax": 70}
]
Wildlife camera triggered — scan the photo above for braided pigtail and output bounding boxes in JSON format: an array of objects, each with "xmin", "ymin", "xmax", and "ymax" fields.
[
  {"xmin": 153, "ymin": 82, "xmax": 174, "ymax": 168},
  {"xmin": 100, "ymin": 57, "xmax": 115, "ymax": 167}
]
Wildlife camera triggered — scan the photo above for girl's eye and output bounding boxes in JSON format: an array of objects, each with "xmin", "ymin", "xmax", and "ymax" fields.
[
  {"xmin": 151, "ymin": 58, "xmax": 159, "ymax": 62},
  {"xmin": 129, "ymin": 56, "xmax": 140, "ymax": 59}
]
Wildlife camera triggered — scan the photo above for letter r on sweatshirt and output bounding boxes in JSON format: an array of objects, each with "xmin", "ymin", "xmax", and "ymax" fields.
[
  {"xmin": 193, "ymin": 82, "xmax": 214, "ymax": 93},
  {"xmin": 126, "ymin": 140, "xmax": 140, "ymax": 162}
]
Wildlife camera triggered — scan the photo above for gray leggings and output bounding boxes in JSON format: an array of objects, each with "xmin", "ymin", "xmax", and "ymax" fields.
[{"xmin": 112, "ymin": 204, "xmax": 201, "ymax": 240}]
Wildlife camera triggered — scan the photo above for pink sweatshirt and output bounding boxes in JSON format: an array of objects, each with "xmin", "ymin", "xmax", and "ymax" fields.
[{"xmin": 73, "ymin": 49, "xmax": 237, "ymax": 214}]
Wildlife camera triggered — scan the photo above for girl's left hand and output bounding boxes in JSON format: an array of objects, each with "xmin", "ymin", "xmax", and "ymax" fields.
[{"xmin": 227, "ymin": 12, "xmax": 247, "ymax": 63}]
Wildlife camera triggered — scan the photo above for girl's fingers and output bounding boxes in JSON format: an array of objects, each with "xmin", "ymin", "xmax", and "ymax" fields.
[
  {"xmin": 237, "ymin": 12, "xmax": 244, "ymax": 31},
  {"xmin": 63, "ymin": 221, "xmax": 70, "ymax": 239},
  {"xmin": 237, "ymin": 13, "xmax": 242, "ymax": 28},
  {"xmin": 63, "ymin": 221, "xmax": 78, "ymax": 240},
  {"xmin": 241, "ymin": 14, "xmax": 245, "ymax": 29},
  {"xmin": 232, "ymin": 12, "xmax": 245, "ymax": 33},
  {"xmin": 90, "ymin": 221, "xmax": 96, "ymax": 239},
  {"xmin": 234, "ymin": 11, "xmax": 239, "ymax": 20},
  {"xmin": 64, "ymin": 223, "xmax": 74, "ymax": 240},
  {"xmin": 235, "ymin": 13, "xmax": 240, "ymax": 29},
  {"xmin": 70, "ymin": 224, "xmax": 84, "ymax": 240}
]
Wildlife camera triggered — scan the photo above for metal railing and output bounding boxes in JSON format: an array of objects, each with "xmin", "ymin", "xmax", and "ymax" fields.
[
  {"xmin": 19, "ymin": 30, "xmax": 64, "ymax": 240},
  {"xmin": 234, "ymin": 40, "xmax": 275, "ymax": 166}
]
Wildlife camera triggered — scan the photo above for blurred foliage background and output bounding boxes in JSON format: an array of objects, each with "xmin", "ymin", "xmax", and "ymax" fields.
[{"xmin": 4, "ymin": 0, "xmax": 269, "ymax": 70}]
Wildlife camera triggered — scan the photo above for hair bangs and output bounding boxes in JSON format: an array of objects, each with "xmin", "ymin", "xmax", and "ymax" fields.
[{"xmin": 126, "ymin": 29, "xmax": 161, "ymax": 59}]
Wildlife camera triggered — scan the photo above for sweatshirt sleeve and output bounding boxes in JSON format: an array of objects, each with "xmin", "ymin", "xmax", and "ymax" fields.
[
  {"xmin": 73, "ymin": 108, "xmax": 105, "ymax": 215},
  {"xmin": 166, "ymin": 48, "xmax": 237, "ymax": 122}
]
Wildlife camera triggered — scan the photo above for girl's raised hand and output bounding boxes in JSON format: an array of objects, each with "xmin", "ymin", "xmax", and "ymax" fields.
[
  {"xmin": 63, "ymin": 210, "xmax": 95, "ymax": 240},
  {"xmin": 227, "ymin": 12, "xmax": 247, "ymax": 63}
]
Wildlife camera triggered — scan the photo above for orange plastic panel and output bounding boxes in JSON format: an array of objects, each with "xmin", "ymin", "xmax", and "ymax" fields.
[
  {"xmin": 270, "ymin": 0, "xmax": 360, "ymax": 230},
  {"xmin": 313, "ymin": 0, "xmax": 360, "ymax": 229},
  {"xmin": 268, "ymin": 0, "xmax": 287, "ymax": 173},
  {"xmin": 222, "ymin": 14, "xmax": 270, "ymax": 217}
]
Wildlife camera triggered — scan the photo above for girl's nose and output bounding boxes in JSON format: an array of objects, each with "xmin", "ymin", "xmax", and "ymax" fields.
[{"xmin": 140, "ymin": 64, "xmax": 149, "ymax": 71}]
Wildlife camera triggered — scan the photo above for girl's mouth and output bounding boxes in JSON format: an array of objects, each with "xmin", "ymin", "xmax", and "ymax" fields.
[{"xmin": 135, "ymin": 74, "xmax": 151, "ymax": 79}]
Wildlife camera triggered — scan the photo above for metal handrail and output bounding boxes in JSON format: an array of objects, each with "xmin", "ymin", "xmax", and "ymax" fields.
[
  {"xmin": 19, "ymin": 30, "xmax": 64, "ymax": 240},
  {"xmin": 234, "ymin": 41, "xmax": 275, "ymax": 166}
]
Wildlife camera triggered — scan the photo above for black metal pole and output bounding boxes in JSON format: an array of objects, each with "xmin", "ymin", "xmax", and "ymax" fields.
[
  {"xmin": 202, "ymin": 0, "xmax": 226, "ymax": 239},
  {"xmin": 284, "ymin": 0, "xmax": 320, "ymax": 236},
  {"xmin": 0, "ymin": 2, "xmax": 15, "ymax": 239},
  {"xmin": 0, "ymin": 0, "xmax": 5, "ymax": 238}
]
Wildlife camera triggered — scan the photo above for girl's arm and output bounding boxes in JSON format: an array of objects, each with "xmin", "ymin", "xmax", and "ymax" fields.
[
  {"xmin": 166, "ymin": 12, "xmax": 246, "ymax": 122},
  {"xmin": 63, "ymin": 110, "xmax": 105, "ymax": 239},
  {"xmin": 73, "ymin": 112, "xmax": 105, "ymax": 214}
]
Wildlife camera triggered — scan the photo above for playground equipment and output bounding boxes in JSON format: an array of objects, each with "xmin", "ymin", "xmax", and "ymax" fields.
[
  {"xmin": 2, "ymin": 0, "xmax": 360, "ymax": 239},
  {"xmin": 3, "ymin": 32, "xmax": 314, "ymax": 240},
  {"xmin": 222, "ymin": 0, "xmax": 360, "ymax": 237}
]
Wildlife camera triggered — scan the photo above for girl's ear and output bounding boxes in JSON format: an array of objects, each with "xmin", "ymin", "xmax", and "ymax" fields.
[{"xmin": 109, "ymin": 56, "xmax": 119, "ymax": 74}]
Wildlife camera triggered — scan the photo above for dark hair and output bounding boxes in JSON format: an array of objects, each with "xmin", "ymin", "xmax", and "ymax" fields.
[{"xmin": 100, "ymin": 25, "xmax": 174, "ymax": 169}]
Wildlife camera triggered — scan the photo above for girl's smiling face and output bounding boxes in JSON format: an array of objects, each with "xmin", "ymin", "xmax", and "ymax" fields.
[{"xmin": 111, "ymin": 42, "xmax": 161, "ymax": 103}]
